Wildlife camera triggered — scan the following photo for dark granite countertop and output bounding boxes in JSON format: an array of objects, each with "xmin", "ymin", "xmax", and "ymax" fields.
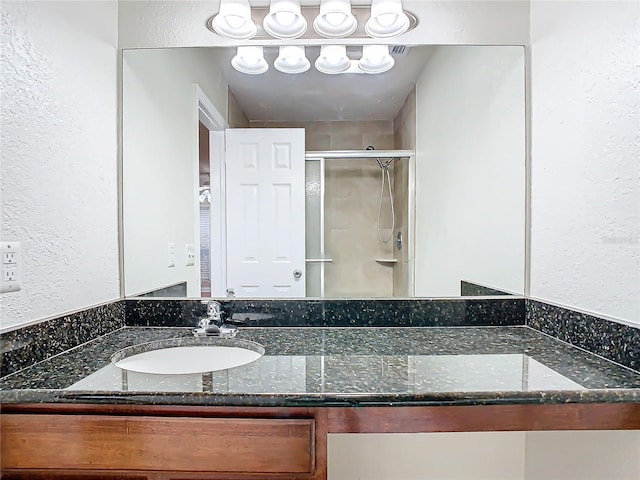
[{"xmin": 1, "ymin": 326, "xmax": 639, "ymax": 407}]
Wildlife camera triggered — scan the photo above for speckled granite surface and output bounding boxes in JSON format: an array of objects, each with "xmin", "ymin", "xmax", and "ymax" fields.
[
  {"xmin": 2, "ymin": 326, "xmax": 639, "ymax": 407},
  {"xmin": 0, "ymin": 298, "xmax": 524, "ymax": 376},
  {"xmin": 125, "ymin": 298, "xmax": 525, "ymax": 328},
  {"xmin": 526, "ymin": 300, "xmax": 640, "ymax": 372},
  {"xmin": 0, "ymin": 302, "xmax": 124, "ymax": 378},
  {"xmin": 460, "ymin": 281, "xmax": 513, "ymax": 296},
  {"xmin": 138, "ymin": 282, "xmax": 187, "ymax": 298}
]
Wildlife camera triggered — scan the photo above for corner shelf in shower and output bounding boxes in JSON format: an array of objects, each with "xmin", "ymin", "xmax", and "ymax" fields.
[
  {"xmin": 375, "ymin": 258, "xmax": 398, "ymax": 265},
  {"xmin": 306, "ymin": 255, "xmax": 333, "ymax": 263}
]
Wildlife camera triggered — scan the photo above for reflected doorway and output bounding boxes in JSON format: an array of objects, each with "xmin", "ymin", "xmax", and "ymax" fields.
[{"xmin": 198, "ymin": 121, "xmax": 211, "ymax": 297}]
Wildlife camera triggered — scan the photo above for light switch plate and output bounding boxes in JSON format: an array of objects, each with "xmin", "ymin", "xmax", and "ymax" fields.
[
  {"xmin": 1, "ymin": 241, "xmax": 22, "ymax": 293},
  {"xmin": 168, "ymin": 242, "xmax": 175, "ymax": 268}
]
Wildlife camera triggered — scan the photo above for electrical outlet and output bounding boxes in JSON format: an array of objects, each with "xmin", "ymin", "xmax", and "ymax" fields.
[
  {"xmin": 185, "ymin": 243, "xmax": 195, "ymax": 266},
  {"xmin": 3, "ymin": 251, "xmax": 16, "ymax": 264},
  {"xmin": 4, "ymin": 267, "xmax": 16, "ymax": 281},
  {"xmin": 1, "ymin": 241, "xmax": 22, "ymax": 293}
]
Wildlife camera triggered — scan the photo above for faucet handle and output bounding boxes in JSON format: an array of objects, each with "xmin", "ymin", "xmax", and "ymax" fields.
[{"xmin": 206, "ymin": 300, "xmax": 222, "ymax": 318}]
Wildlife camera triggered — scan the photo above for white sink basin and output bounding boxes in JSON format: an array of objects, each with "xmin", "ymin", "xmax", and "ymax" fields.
[{"xmin": 111, "ymin": 338, "xmax": 264, "ymax": 375}]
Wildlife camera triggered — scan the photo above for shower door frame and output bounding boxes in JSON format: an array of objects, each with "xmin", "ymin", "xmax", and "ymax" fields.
[
  {"xmin": 305, "ymin": 150, "xmax": 416, "ymax": 297},
  {"xmin": 304, "ymin": 155, "xmax": 329, "ymax": 298}
]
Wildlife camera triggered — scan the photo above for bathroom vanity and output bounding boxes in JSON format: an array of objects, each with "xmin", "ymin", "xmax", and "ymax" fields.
[{"xmin": 2, "ymin": 318, "xmax": 640, "ymax": 479}]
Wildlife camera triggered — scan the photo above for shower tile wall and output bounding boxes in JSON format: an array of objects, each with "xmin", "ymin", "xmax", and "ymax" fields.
[
  {"xmin": 393, "ymin": 88, "xmax": 416, "ymax": 297},
  {"xmin": 251, "ymin": 120, "xmax": 396, "ymax": 297}
]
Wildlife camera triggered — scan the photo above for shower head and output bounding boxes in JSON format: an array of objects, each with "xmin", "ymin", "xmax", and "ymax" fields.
[{"xmin": 366, "ymin": 145, "xmax": 392, "ymax": 169}]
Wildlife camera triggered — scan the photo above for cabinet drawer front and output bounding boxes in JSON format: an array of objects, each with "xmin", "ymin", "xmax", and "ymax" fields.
[{"xmin": 1, "ymin": 414, "xmax": 315, "ymax": 474}]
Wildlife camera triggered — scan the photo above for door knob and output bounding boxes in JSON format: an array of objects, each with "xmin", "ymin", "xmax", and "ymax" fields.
[{"xmin": 293, "ymin": 269, "xmax": 302, "ymax": 279}]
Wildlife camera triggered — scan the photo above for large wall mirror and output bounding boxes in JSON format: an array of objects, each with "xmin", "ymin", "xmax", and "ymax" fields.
[{"xmin": 122, "ymin": 45, "xmax": 525, "ymax": 299}]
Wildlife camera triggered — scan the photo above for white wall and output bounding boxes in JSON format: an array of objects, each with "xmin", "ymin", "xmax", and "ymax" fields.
[
  {"xmin": 414, "ymin": 46, "xmax": 526, "ymax": 297},
  {"xmin": 122, "ymin": 48, "xmax": 228, "ymax": 296},
  {"xmin": 329, "ymin": 430, "xmax": 640, "ymax": 480},
  {"xmin": 525, "ymin": 430, "xmax": 640, "ymax": 480},
  {"xmin": 0, "ymin": 1, "xmax": 119, "ymax": 331},
  {"xmin": 118, "ymin": 1, "xmax": 530, "ymax": 49},
  {"xmin": 530, "ymin": 0, "xmax": 640, "ymax": 325},
  {"xmin": 329, "ymin": 432, "xmax": 526, "ymax": 480}
]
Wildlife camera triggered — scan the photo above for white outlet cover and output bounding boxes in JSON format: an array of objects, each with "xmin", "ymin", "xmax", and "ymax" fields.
[{"xmin": 1, "ymin": 241, "xmax": 22, "ymax": 293}]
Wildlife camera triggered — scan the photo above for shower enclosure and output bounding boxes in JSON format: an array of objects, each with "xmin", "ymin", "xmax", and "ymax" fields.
[{"xmin": 304, "ymin": 149, "xmax": 415, "ymax": 298}]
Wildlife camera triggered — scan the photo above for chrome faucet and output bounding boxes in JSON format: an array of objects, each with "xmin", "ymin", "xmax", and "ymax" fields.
[
  {"xmin": 206, "ymin": 300, "xmax": 223, "ymax": 322},
  {"xmin": 194, "ymin": 300, "xmax": 237, "ymax": 338}
]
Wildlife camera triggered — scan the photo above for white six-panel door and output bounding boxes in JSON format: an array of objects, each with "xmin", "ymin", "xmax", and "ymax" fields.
[{"xmin": 225, "ymin": 128, "xmax": 306, "ymax": 297}]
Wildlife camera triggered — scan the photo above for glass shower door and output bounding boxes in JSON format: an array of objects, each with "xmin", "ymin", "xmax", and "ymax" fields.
[{"xmin": 305, "ymin": 158, "xmax": 330, "ymax": 297}]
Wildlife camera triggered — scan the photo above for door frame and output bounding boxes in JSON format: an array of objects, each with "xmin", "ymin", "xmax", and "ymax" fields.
[{"xmin": 194, "ymin": 85, "xmax": 227, "ymax": 297}]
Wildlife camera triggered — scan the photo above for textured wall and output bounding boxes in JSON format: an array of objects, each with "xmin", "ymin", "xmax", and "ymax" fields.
[
  {"xmin": 414, "ymin": 46, "xmax": 526, "ymax": 297},
  {"xmin": 118, "ymin": 1, "xmax": 530, "ymax": 49},
  {"xmin": 0, "ymin": 1, "xmax": 119, "ymax": 330},
  {"xmin": 122, "ymin": 48, "xmax": 228, "ymax": 297},
  {"xmin": 530, "ymin": 1, "xmax": 640, "ymax": 324}
]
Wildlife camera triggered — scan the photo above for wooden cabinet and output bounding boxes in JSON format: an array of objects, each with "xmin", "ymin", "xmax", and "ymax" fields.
[
  {"xmin": 1, "ymin": 474, "xmax": 149, "ymax": 480},
  {"xmin": 1, "ymin": 406, "xmax": 327, "ymax": 480},
  {"xmin": 2, "ymin": 402, "xmax": 639, "ymax": 480}
]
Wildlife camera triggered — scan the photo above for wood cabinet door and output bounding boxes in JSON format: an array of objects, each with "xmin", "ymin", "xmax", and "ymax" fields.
[{"xmin": 1, "ymin": 414, "xmax": 319, "ymax": 478}]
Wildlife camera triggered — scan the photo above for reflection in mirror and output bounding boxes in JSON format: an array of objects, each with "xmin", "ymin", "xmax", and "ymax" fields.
[
  {"xmin": 122, "ymin": 45, "xmax": 525, "ymax": 299},
  {"xmin": 68, "ymin": 355, "xmax": 582, "ymax": 394}
]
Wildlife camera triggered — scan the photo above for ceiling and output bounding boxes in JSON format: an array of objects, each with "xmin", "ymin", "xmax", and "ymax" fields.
[{"xmin": 219, "ymin": 45, "xmax": 435, "ymax": 122}]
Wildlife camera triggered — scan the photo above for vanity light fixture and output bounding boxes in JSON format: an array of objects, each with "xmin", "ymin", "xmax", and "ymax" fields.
[
  {"xmin": 210, "ymin": 0, "xmax": 257, "ymax": 39},
  {"xmin": 263, "ymin": 0, "xmax": 308, "ymax": 39},
  {"xmin": 365, "ymin": 0, "xmax": 410, "ymax": 38},
  {"xmin": 231, "ymin": 46, "xmax": 269, "ymax": 74},
  {"xmin": 315, "ymin": 45, "xmax": 351, "ymax": 74},
  {"xmin": 313, "ymin": 0, "xmax": 358, "ymax": 38},
  {"xmin": 274, "ymin": 46, "xmax": 311, "ymax": 74},
  {"xmin": 358, "ymin": 45, "xmax": 395, "ymax": 73}
]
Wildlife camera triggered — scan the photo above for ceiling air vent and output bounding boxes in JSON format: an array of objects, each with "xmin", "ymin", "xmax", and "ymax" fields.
[{"xmin": 390, "ymin": 45, "xmax": 410, "ymax": 56}]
